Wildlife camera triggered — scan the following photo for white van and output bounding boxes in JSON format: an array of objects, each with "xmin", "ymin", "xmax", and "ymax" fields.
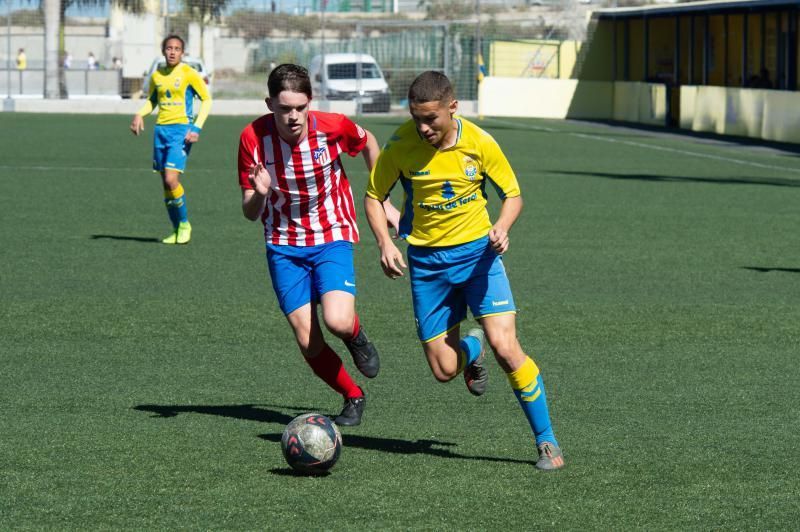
[{"xmin": 309, "ymin": 53, "xmax": 391, "ymax": 113}]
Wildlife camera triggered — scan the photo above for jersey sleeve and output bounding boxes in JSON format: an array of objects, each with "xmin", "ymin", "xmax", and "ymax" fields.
[
  {"xmin": 237, "ymin": 125, "xmax": 258, "ymax": 190},
  {"xmin": 366, "ymin": 148, "xmax": 398, "ymax": 201},
  {"xmin": 187, "ymin": 68, "xmax": 212, "ymax": 130},
  {"xmin": 338, "ymin": 114, "xmax": 368, "ymax": 156},
  {"xmin": 481, "ymin": 133, "xmax": 520, "ymax": 199},
  {"xmin": 136, "ymin": 76, "xmax": 157, "ymax": 116}
]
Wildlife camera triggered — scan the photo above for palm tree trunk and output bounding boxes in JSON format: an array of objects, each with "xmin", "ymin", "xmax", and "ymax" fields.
[
  {"xmin": 58, "ymin": 1, "xmax": 68, "ymax": 98},
  {"xmin": 43, "ymin": 0, "xmax": 59, "ymax": 98}
]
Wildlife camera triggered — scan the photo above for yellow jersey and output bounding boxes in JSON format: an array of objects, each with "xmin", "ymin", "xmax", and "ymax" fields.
[
  {"xmin": 367, "ymin": 116, "xmax": 520, "ymax": 247},
  {"xmin": 138, "ymin": 62, "xmax": 212, "ymax": 130}
]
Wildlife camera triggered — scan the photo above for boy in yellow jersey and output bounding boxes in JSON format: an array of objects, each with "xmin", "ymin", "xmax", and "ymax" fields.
[
  {"xmin": 364, "ymin": 71, "xmax": 564, "ymax": 471},
  {"xmin": 130, "ymin": 35, "xmax": 212, "ymax": 244}
]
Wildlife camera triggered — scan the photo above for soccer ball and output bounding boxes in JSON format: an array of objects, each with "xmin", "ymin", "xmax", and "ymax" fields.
[{"xmin": 281, "ymin": 413, "xmax": 342, "ymax": 474}]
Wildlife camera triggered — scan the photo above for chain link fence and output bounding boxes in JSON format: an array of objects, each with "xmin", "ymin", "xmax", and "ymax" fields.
[{"xmin": 2, "ymin": 0, "xmax": 589, "ymax": 103}]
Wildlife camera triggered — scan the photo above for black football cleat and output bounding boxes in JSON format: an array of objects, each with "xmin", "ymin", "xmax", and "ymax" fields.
[
  {"xmin": 334, "ymin": 394, "xmax": 366, "ymax": 427},
  {"xmin": 343, "ymin": 326, "xmax": 380, "ymax": 378}
]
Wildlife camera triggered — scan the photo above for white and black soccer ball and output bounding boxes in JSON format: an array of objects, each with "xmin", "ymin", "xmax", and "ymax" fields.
[{"xmin": 281, "ymin": 413, "xmax": 342, "ymax": 474}]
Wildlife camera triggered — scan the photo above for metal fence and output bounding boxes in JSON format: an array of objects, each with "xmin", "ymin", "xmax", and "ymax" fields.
[{"xmin": 2, "ymin": 0, "xmax": 586, "ymax": 102}]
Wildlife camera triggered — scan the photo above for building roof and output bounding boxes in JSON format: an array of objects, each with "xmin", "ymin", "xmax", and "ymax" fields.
[{"xmin": 594, "ymin": 0, "xmax": 800, "ymax": 19}]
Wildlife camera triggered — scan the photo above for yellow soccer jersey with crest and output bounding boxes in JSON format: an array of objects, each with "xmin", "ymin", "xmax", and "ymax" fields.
[
  {"xmin": 367, "ymin": 116, "xmax": 520, "ymax": 247},
  {"xmin": 139, "ymin": 62, "xmax": 211, "ymax": 129}
]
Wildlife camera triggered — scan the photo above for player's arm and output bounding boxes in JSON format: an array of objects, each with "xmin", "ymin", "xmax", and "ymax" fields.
[
  {"xmin": 482, "ymin": 134, "xmax": 522, "ymax": 254},
  {"xmin": 489, "ymin": 195, "xmax": 523, "ymax": 255},
  {"xmin": 242, "ymin": 163, "xmax": 271, "ymax": 221},
  {"xmin": 364, "ymin": 196, "xmax": 406, "ymax": 279},
  {"xmin": 186, "ymin": 72, "xmax": 213, "ymax": 143},
  {"xmin": 360, "ymin": 129, "xmax": 400, "ymax": 235},
  {"xmin": 130, "ymin": 80, "xmax": 157, "ymax": 136},
  {"xmin": 365, "ymin": 147, "xmax": 405, "ymax": 278}
]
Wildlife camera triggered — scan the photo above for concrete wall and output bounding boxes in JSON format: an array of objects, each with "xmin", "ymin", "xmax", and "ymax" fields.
[
  {"xmin": 680, "ymin": 84, "xmax": 800, "ymax": 143},
  {"xmin": 478, "ymin": 77, "xmax": 664, "ymax": 125}
]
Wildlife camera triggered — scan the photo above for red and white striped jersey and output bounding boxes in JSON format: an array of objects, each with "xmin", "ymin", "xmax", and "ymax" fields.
[{"xmin": 238, "ymin": 111, "xmax": 368, "ymax": 246}]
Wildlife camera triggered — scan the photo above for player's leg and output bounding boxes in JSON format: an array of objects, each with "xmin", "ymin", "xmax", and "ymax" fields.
[
  {"xmin": 467, "ymin": 242, "xmax": 563, "ymax": 470},
  {"xmin": 160, "ymin": 169, "xmax": 191, "ymax": 244},
  {"xmin": 269, "ymin": 244, "xmax": 366, "ymax": 426},
  {"xmin": 159, "ymin": 126, "xmax": 191, "ymax": 244},
  {"xmin": 407, "ymin": 243, "xmax": 484, "ymax": 390},
  {"xmin": 315, "ymin": 241, "xmax": 379, "ymax": 379},
  {"xmin": 480, "ymin": 313, "xmax": 562, "ymax": 470}
]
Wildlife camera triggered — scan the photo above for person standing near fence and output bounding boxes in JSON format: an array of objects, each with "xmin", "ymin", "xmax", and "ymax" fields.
[
  {"xmin": 16, "ymin": 49, "xmax": 26, "ymax": 70},
  {"xmin": 129, "ymin": 34, "xmax": 212, "ymax": 245}
]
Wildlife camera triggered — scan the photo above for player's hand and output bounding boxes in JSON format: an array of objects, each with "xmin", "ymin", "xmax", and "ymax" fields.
[
  {"xmin": 130, "ymin": 115, "xmax": 144, "ymax": 136},
  {"xmin": 489, "ymin": 226, "xmax": 510, "ymax": 254},
  {"xmin": 185, "ymin": 131, "xmax": 200, "ymax": 144},
  {"xmin": 379, "ymin": 242, "xmax": 406, "ymax": 279},
  {"xmin": 248, "ymin": 163, "xmax": 272, "ymax": 196}
]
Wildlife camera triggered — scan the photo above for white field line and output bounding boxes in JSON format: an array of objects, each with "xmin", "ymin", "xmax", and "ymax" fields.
[{"xmin": 481, "ymin": 118, "xmax": 800, "ymax": 175}]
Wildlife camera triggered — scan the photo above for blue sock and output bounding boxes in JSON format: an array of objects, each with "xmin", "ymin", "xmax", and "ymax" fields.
[
  {"xmin": 164, "ymin": 197, "xmax": 180, "ymax": 228},
  {"xmin": 164, "ymin": 184, "xmax": 188, "ymax": 228},
  {"xmin": 507, "ymin": 357, "xmax": 558, "ymax": 447},
  {"xmin": 458, "ymin": 334, "xmax": 481, "ymax": 373}
]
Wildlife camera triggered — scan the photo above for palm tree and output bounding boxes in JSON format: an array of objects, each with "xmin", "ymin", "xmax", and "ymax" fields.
[{"xmin": 42, "ymin": 0, "xmax": 146, "ymax": 98}]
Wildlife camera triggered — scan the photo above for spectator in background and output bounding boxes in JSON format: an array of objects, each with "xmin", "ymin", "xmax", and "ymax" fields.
[
  {"xmin": 63, "ymin": 52, "xmax": 72, "ymax": 69},
  {"xmin": 112, "ymin": 57, "xmax": 122, "ymax": 70},
  {"xmin": 16, "ymin": 48, "xmax": 27, "ymax": 70},
  {"xmin": 87, "ymin": 52, "xmax": 98, "ymax": 70}
]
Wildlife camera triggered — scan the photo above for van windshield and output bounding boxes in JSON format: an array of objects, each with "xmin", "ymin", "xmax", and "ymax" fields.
[{"xmin": 327, "ymin": 62, "xmax": 382, "ymax": 80}]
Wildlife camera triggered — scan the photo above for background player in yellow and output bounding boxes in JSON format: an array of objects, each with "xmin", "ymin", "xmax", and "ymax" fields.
[
  {"xmin": 129, "ymin": 35, "xmax": 212, "ymax": 244},
  {"xmin": 364, "ymin": 71, "xmax": 565, "ymax": 471}
]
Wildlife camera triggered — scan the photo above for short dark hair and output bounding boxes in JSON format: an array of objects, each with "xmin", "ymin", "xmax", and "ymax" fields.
[
  {"xmin": 267, "ymin": 64, "xmax": 312, "ymax": 99},
  {"xmin": 408, "ymin": 71, "xmax": 455, "ymax": 104},
  {"xmin": 161, "ymin": 34, "xmax": 185, "ymax": 53}
]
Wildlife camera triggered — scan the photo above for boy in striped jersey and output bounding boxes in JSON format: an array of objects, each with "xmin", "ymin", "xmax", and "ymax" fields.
[{"xmin": 237, "ymin": 64, "xmax": 399, "ymax": 426}]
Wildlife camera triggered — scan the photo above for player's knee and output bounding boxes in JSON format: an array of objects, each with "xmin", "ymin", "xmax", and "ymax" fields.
[
  {"xmin": 322, "ymin": 314, "xmax": 352, "ymax": 339},
  {"xmin": 427, "ymin": 355, "xmax": 458, "ymax": 382},
  {"xmin": 486, "ymin": 333, "xmax": 520, "ymax": 361},
  {"xmin": 431, "ymin": 367, "xmax": 456, "ymax": 382}
]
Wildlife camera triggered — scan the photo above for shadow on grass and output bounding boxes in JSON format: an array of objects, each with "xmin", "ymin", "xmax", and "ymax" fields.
[
  {"xmin": 258, "ymin": 433, "xmax": 533, "ymax": 466},
  {"xmin": 134, "ymin": 403, "xmax": 534, "ymax": 465},
  {"xmin": 268, "ymin": 467, "xmax": 331, "ymax": 477},
  {"xmin": 551, "ymin": 170, "xmax": 800, "ymax": 188},
  {"xmin": 91, "ymin": 234, "xmax": 160, "ymax": 243},
  {"xmin": 134, "ymin": 403, "xmax": 301, "ymax": 424},
  {"xmin": 742, "ymin": 266, "xmax": 800, "ymax": 273}
]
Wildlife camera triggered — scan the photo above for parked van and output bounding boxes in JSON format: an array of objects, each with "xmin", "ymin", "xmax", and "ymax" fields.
[{"xmin": 308, "ymin": 53, "xmax": 391, "ymax": 113}]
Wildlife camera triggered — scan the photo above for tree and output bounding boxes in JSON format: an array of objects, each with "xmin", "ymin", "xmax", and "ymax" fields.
[
  {"xmin": 181, "ymin": 0, "xmax": 232, "ymax": 58},
  {"xmin": 40, "ymin": 0, "xmax": 146, "ymax": 98}
]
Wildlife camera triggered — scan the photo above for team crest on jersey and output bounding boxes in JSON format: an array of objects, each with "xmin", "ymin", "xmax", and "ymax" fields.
[
  {"xmin": 464, "ymin": 157, "xmax": 478, "ymax": 180},
  {"xmin": 173, "ymin": 78, "xmax": 181, "ymax": 89},
  {"xmin": 313, "ymin": 147, "xmax": 329, "ymax": 164}
]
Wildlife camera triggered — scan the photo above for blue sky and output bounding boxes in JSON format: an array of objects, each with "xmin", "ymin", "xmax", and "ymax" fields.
[{"xmin": 5, "ymin": 0, "xmax": 356, "ymax": 18}]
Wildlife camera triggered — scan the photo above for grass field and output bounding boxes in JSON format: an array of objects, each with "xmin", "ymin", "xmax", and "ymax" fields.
[{"xmin": 1, "ymin": 112, "xmax": 799, "ymax": 529}]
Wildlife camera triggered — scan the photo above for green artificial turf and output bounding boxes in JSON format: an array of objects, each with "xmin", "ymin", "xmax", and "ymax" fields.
[{"xmin": 1, "ymin": 112, "xmax": 798, "ymax": 529}]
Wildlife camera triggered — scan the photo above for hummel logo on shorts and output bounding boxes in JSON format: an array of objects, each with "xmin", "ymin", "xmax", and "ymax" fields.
[{"xmin": 491, "ymin": 300, "xmax": 509, "ymax": 307}]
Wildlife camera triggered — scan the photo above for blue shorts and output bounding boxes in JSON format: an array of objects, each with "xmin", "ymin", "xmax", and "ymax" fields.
[
  {"xmin": 266, "ymin": 241, "xmax": 356, "ymax": 316},
  {"xmin": 153, "ymin": 124, "xmax": 192, "ymax": 173},
  {"xmin": 408, "ymin": 236, "xmax": 516, "ymax": 342}
]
